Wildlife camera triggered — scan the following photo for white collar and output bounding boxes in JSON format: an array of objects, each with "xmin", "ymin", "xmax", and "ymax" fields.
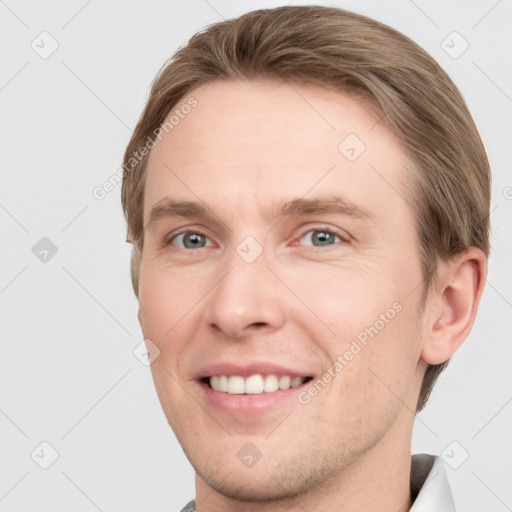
[{"xmin": 410, "ymin": 453, "xmax": 456, "ymax": 511}]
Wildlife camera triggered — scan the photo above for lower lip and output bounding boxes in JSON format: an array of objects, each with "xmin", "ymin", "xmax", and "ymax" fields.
[{"xmin": 196, "ymin": 379, "xmax": 312, "ymax": 416}]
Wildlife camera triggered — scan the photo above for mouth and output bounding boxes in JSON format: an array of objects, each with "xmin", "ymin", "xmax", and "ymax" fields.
[
  {"xmin": 194, "ymin": 361, "xmax": 316, "ymax": 415},
  {"xmin": 201, "ymin": 374, "xmax": 314, "ymax": 395}
]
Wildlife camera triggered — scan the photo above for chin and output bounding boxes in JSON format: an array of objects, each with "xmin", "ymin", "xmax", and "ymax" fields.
[
  {"xmin": 197, "ymin": 466, "xmax": 308, "ymax": 502},
  {"xmin": 188, "ymin": 442, "xmax": 357, "ymax": 504}
]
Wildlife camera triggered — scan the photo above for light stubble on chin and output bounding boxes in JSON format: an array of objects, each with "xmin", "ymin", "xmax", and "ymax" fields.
[{"xmin": 186, "ymin": 407, "xmax": 393, "ymax": 504}]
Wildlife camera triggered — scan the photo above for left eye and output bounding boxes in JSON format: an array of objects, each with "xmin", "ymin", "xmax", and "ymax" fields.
[{"xmin": 297, "ymin": 229, "xmax": 343, "ymax": 247}]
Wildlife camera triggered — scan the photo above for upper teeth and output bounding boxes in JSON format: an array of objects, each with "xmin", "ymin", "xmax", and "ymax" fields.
[{"xmin": 209, "ymin": 374, "xmax": 307, "ymax": 394}]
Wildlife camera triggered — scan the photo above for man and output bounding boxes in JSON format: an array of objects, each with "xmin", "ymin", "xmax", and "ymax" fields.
[{"xmin": 121, "ymin": 5, "xmax": 489, "ymax": 511}]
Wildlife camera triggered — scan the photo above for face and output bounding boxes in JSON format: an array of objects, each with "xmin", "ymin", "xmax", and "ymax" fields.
[{"xmin": 138, "ymin": 80, "xmax": 427, "ymax": 501}]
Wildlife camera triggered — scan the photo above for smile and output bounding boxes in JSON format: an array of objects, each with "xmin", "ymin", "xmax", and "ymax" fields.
[{"xmin": 206, "ymin": 374, "xmax": 312, "ymax": 394}]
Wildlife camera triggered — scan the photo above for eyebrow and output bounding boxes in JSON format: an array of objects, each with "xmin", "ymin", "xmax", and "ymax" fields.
[{"xmin": 145, "ymin": 195, "xmax": 374, "ymax": 231}]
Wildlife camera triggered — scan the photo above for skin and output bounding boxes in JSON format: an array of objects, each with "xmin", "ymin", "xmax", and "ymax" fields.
[{"xmin": 137, "ymin": 80, "xmax": 486, "ymax": 512}]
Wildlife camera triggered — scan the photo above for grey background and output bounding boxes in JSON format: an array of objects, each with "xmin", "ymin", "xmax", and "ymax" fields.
[{"xmin": 1, "ymin": 0, "xmax": 511, "ymax": 511}]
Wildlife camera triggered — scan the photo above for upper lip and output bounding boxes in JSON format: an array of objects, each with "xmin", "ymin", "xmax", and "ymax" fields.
[{"xmin": 195, "ymin": 361, "xmax": 313, "ymax": 379}]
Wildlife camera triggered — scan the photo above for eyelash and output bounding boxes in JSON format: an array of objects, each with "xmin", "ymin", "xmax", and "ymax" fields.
[{"xmin": 162, "ymin": 226, "xmax": 349, "ymax": 250}]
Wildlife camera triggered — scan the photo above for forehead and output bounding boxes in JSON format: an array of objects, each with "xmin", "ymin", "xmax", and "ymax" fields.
[{"xmin": 143, "ymin": 79, "xmax": 413, "ymax": 225}]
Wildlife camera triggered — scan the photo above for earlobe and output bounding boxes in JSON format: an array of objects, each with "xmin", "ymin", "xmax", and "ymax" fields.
[{"xmin": 421, "ymin": 247, "xmax": 487, "ymax": 365}]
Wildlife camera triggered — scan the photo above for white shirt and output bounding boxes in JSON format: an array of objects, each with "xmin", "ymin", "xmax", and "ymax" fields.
[
  {"xmin": 179, "ymin": 453, "xmax": 455, "ymax": 511},
  {"xmin": 410, "ymin": 453, "xmax": 456, "ymax": 511}
]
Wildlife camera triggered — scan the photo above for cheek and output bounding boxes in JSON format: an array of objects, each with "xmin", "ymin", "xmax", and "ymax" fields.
[
  {"xmin": 138, "ymin": 261, "xmax": 202, "ymax": 334},
  {"xmin": 137, "ymin": 263, "xmax": 206, "ymax": 388},
  {"xmin": 335, "ymin": 300, "xmax": 422, "ymax": 419},
  {"xmin": 291, "ymin": 266, "xmax": 421, "ymax": 395},
  {"xmin": 137, "ymin": 265, "xmax": 202, "ymax": 429},
  {"xmin": 287, "ymin": 264, "xmax": 402, "ymax": 341}
]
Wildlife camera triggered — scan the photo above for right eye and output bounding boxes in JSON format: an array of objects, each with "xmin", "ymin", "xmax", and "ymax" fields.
[{"xmin": 163, "ymin": 231, "xmax": 214, "ymax": 250}]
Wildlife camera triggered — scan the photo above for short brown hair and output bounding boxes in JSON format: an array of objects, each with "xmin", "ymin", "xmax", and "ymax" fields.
[{"xmin": 121, "ymin": 5, "xmax": 490, "ymax": 411}]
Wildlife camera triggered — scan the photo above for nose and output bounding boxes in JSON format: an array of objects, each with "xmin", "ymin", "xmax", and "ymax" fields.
[{"xmin": 203, "ymin": 243, "xmax": 286, "ymax": 340}]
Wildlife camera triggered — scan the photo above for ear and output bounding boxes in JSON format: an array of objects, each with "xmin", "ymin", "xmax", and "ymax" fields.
[
  {"xmin": 421, "ymin": 247, "xmax": 487, "ymax": 365},
  {"xmin": 137, "ymin": 306, "xmax": 144, "ymax": 331}
]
